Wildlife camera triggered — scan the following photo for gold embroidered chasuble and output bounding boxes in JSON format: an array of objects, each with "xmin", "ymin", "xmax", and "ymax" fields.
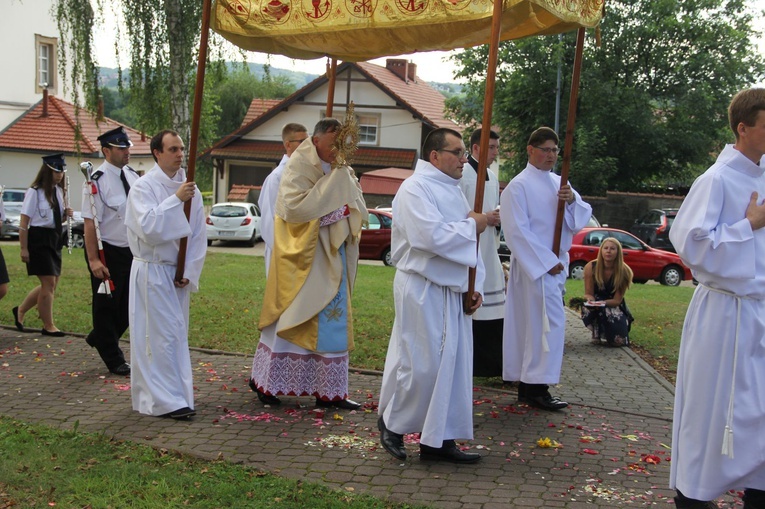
[{"xmin": 259, "ymin": 140, "xmax": 367, "ymax": 352}]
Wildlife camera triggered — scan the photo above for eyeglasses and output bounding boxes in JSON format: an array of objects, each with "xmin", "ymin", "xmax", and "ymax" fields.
[
  {"xmin": 533, "ymin": 146, "xmax": 560, "ymax": 155},
  {"xmin": 438, "ymin": 148, "xmax": 467, "ymax": 158},
  {"xmin": 288, "ymin": 138, "xmax": 308, "ymax": 144}
]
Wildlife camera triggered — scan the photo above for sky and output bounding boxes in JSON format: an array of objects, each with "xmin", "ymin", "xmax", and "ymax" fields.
[{"xmin": 93, "ymin": 1, "xmax": 764, "ymax": 86}]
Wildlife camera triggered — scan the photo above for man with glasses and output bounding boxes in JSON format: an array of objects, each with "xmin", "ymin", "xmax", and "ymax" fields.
[
  {"xmin": 500, "ymin": 126, "xmax": 591, "ymax": 411},
  {"xmin": 378, "ymin": 127, "xmax": 488, "ymax": 463},
  {"xmin": 459, "ymin": 128, "xmax": 504, "ymax": 378}
]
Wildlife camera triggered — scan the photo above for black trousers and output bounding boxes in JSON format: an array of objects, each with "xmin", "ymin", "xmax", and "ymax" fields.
[
  {"xmin": 84, "ymin": 242, "xmax": 132, "ymax": 370},
  {"xmin": 472, "ymin": 318, "xmax": 503, "ymax": 377}
]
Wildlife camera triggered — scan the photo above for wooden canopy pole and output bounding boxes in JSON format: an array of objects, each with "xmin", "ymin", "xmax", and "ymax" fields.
[
  {"xmin": 326, "ymin": 58, "xmax": 338, "ymax": 117},
  {"xmin": 175, "ymin": 0, "xmax": 212, "ymax": 282},
  {"xmin": 551, "ymin": 27, "xmax": 586, "ymax": 256},
  {"xmin": 465, "ymin": 0, "xmax": 503, "ymax": 312}
]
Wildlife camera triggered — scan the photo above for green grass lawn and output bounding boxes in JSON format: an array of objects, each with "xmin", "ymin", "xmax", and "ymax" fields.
[
  {"xmin": 0, "ymin": 243, "xmax": 691, "ymax": 375},
  {"xmin": 0, "ymin": 417, "xmax": 423, "ymax": 509}
]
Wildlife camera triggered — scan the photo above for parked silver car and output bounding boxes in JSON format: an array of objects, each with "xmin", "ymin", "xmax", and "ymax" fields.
[{"xmin": 1, "ymin": 202, "xmax": 22, "ymax": 239}]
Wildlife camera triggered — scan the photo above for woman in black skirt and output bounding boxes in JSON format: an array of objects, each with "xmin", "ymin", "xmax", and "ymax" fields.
[{"xmin": 13, "ymin": 154, "xmax": 72, "ymax": 337}]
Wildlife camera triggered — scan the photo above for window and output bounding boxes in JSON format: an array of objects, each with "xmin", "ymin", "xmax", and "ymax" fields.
[
  {"xmin": 584, "ymin": 231, "xmax": 605, "ymax": 246},
  {"xmin": 610, "ymin": 231, "xmax": 644, "ymax": 251},
  {"xmin": 365, "ymin": 213, "xmax": 381, "ymax": 230},
  {"xmin": 357, "ymin": 114, "xmax": 379, "ymax": 145},
  {"xmin": 323, "ymin": 111, "xmax": 380, "ymax": 146},
  {"xmin": 35, "ymin": 35, "xmax": 57, "ymax": 94}
]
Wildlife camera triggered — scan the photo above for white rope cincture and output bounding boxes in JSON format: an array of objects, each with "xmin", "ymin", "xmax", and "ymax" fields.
[
  {"xmin": 700, "ymin": 283, "xmax": 747, "ymax": 459},
  {"xmin": 440, "ymin": 284, "xmax": 447, "ymax": 356},
  {"xmin": 722, "ymin": 296, "xmax": 741, "ymax": 459},
  {"xmin": 541, "ymin": 277, "xmax": 550, "ymax": 353},
  {"xmin": 133, "ymin": 255, "xmax": 177, "ymax": 361}
]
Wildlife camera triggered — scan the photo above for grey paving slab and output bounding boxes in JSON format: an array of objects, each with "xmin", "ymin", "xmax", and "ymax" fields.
[{"xmin": 0, "ymin": 312, "xmax": 742, "ymax": 507}]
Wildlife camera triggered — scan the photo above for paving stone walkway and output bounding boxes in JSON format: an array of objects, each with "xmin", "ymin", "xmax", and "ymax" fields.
[{"xmin": 0, "ymin": 312, "xmax": 741, "ymax": 507}]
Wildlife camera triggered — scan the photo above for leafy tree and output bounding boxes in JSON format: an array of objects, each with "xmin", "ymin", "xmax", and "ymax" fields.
[
  {"xmin": 56, "ymin": 0, "xmax": 215, "ymax": 146},
  {"xmin": 447, "ymin": 0, "xmax": 764, "ymax": 195}
]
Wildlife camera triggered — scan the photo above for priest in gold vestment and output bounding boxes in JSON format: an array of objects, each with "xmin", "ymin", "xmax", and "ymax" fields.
[{"xmin": 249, "ymin": 118, "xmax": 367, "ymax": 410}]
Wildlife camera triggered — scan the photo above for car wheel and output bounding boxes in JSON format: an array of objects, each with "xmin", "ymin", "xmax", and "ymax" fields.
[
  {"xmin": 382, "ymin": 248, "xmax": 393, "ymax": 267},
  {"xmin": 72, "ymin": 232, "xmax": 85, "ymax": 249},
  {"xmin": 660, "ymin": 265, "xmax": 683, "ymax": 286},
  {"xmin": 569, "ymin": 261, "xmax": 586, "ymax": 280},
  {"xmin": 248, "ymin": 229, "xmax": 257, "ymax": 247},
  {"xmin": 207, "ymin": 239, "xmax": 213, "ymax": 247}
]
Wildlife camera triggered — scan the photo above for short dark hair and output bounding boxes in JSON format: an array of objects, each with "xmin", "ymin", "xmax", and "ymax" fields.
[
  {"xmin": 527, "ymin": 127, "xmax": 559, "ymax": 147},
  {"xmin": 150, "ymin": 129, "xmax": 180, "ymax": 162},
  {"xmin": 469, "ymin": 128, "xmax": 499, "ymax": 148},
  {"xmin": 422, "ymin": 128, "xmax": 463, "ymax": 162},
  {"xmin": 729, "ymin": 88, "xmax": 765, "ymax": 140},
  {"xmin": 313, "ymin": 118, "xmax": 341, "ymax": 136}
]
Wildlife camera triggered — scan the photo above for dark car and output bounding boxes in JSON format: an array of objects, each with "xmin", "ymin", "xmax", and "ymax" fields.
[
  {"xmin": 568, "ymin": 227, "xmax": 691, "ymax": 286},
  {"xmin": 630, "ymin": 209, "xmax": 679, "ymax": 252},
  {"xmin": 360, "ymin": 209, "xmax": 393, "ymax": 266}
]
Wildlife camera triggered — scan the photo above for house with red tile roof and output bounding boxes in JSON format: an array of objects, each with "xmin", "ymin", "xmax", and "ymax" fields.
[
  {"xmin": 203, "ymin": 59, "xmax": 463, "ymax": 206},
  {"xmin": 0, "ymin": 93, "xmax": 154, "ymax": 210}
]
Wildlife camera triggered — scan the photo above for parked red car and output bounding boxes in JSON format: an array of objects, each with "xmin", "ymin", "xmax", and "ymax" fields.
[
  {"xmin": 568, "ymin": 227, "xmax": 692, "ymax": 286},
  {"xmin": 360, "ymin": 209, "xmax": 393, "ymax": 266}
]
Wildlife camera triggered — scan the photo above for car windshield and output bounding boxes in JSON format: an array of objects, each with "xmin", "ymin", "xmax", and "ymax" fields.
[
  {"xmin": 2, "ymin": 190, "xmax": 26, "ymax": 203},
  {"xmin": 211, "ymin": 206, "xmax": 246, "ymax": 218}
]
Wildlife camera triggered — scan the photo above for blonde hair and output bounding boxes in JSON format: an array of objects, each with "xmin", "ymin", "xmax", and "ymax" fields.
[{"xmin": 592, "ymin": 238, "xmax": 633, "ymax": 295}]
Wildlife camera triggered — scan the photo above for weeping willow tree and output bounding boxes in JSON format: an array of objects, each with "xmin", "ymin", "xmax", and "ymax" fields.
[{"xmin": 55, "ymin": 0, "xmax": 209, "ymax": 144}]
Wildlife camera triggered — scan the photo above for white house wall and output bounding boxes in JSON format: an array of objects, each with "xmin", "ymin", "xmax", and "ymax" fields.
[
  {"xmin": 0, "ymin": 152, "xmax": 154, "ymax": 211},
  {"xmin": 0, "ymin": 0, "xmax": 74, "ymax": 131}
]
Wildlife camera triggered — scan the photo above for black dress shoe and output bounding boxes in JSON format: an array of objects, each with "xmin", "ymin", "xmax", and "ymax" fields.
[
  {"xmin": 12, "ymin": 307, "xmax": 24, "ymax": 332},
  {"xmin": 315, "ymin": 397, "xmax": 361, "ymax": 410},
  {"xmin": 522, "ymin": 394, "xmax": 569, "ymax": 411},
  {"xmin": 420, "ymin": 440, "xmax": 481, "ymax": 464},
  {"xmin": 41, "ymin": 329, "xmax": 66, "ymax": 337},
  {"xmin": 164, "ymin": 407, "xmax": 196, "ymax": 420},
  {"xmin": 378, "ymin": 416, "xmax": 406, "ymax": 460},
  {"xmin": 109, "ymin": 363, "xmax": 131, "ymax": 376},
  {"xmin": 248, "ymin": 378, "xmax": 281, "ymax": 405}
]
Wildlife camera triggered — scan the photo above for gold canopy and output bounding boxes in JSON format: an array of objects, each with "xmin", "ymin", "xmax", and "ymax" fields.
[{"xmin": 212, "ymin": 0, "xmax": 603, "ymax": 61}]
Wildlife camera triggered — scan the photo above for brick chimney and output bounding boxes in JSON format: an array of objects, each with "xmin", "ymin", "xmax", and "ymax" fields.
[{"xmin": 386, "ymin": 59, "xmax": 416, "ymax": 83}]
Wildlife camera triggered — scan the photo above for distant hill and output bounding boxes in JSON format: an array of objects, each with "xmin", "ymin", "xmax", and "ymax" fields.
[{"xmin": 97, "ymin": 64, "xmax": 460, "ymax": 96}]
